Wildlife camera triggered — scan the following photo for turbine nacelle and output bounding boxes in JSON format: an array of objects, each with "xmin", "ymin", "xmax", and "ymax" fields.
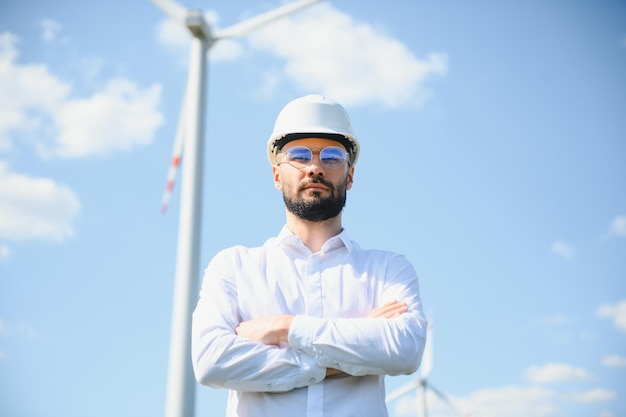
[{"xmin": 184, "ymin": 10, "xmax": 213, "ymax": 43}]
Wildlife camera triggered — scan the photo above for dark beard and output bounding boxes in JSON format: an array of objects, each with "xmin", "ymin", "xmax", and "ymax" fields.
[{"xmin": 283, "ymin": 176, "xmax": 347, "ymax": 222}]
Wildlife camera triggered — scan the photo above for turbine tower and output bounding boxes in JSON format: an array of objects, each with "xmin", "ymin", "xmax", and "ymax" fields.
[
  {"xmin": 148, "ymin": 1, "xmax": 324, "ymax": 417},
  {"xmin": 386, "ymin": 319, "xmax": 464, "ymax": 417}
]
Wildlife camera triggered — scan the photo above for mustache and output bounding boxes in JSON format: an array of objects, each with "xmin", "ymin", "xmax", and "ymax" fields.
[{"xmin": 298, "ymin": 176, "xmax": 334, "ymax": 192}]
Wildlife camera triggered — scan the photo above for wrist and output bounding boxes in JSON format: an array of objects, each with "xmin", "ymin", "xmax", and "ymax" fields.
[{"xmin": 280, "ymin": 314, "xmax": 294, "ymax": 343}]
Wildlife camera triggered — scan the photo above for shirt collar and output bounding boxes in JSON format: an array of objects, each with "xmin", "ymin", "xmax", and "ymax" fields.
[{"xmin": 276, "ymin": 225, "xmax": 354, "ymax": 254}]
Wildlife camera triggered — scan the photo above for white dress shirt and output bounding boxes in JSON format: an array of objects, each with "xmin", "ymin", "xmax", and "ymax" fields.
[{"xmin": 192, "ymin": 226, "xmax": 427, "ymax": 417}]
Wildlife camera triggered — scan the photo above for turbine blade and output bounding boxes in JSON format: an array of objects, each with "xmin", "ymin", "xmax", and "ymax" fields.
[
  {"xmin": 429, "ymin": 384, "xmax": 464, "ymax": 416},
  {"xmin": 420, "ymin": 317, "xmax": 433, "ymax": 379},
  {"xmin": 150, "ymin": 0, "xmax": 188, "ymax": 26},
  {"xmin": 160, "ymin": 73, "xmax": 192, "ymax": 214},
  {"xmin": 160, "ymin": 120, "xmax": 185, "ymax": 214},
  {"xmin": 386, "ymin": 379, "xmax": 419, "ymax": 403},
  {"xmin": 214, "ymin": 0, "xmax": 324, "ymax": 39}
]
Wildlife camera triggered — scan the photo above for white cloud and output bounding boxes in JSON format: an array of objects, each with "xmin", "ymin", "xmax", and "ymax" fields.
[
  {"xmin": 607, "ymin": 214, "xmax": 626, "ymax": 238},
  {"xmin": 466, "ymin": 386, "xmax": 557, "ymax": 417},
  {"xmin": 569, "ymin": 388, "xmax": 616, "ymax": 404},
  {"xmin": 393, "ymin": 385, "xmax": 557, "ymax": 417},
  {"xmin": 156, "ymin": 19, "xmax": 192, "ymax": 66},
  {"xmin": 597, "ymin": 300, "xmax": 626, "ymax": 333},
  {"xmin": 39, "ymin": 18, "xmax": 64, "ymax": 43},
  {"xmin": 76, "ymin": 55, "xmax": 106, "ymax": 81},
  {"xmin": 248, "ymin": 3, "xmax": 447, "ymax": 107},
  {"xmin": 0, "ymin": 32, "xmax": 165, "ymax": 243},
  {"xmin": 0, "ymin": 32, "xmax": 163, "ymax": 159},
  {"xmin": 0, "ymin": 162, "xmax": 80, "ymax": 241},
  {"xmin": 550, "ymin": 240, "xmax": 575, "ymax": 260},
  {"xmin": 525, "ymin": 363, "xmax": 592, "ymax": 384},
  {"xmin": 602, "ymin": 354, "xmax": 626, "ymax": 368},
  {"xmin": 154, "ymin": 4, "xmax": 447, "ymax": 107},
  {"xmin": 0, "ymin": 32, "xmax": 70, "ymax": 152},
  {"xmin": 48, "ymin": 79, "xmax": 163, "ymax": 158},
  {"xmin": 211, "ymin": 38, "xmax": 245, "ymax": 61},
  {"xmin": 392, "ymin": 382, "xmax": 617, "ymax": 417}
]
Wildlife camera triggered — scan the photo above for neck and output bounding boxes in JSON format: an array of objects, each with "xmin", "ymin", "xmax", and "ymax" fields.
[{"xmin": 285, "ymin": 210, "xmax": 343, "ymax": 253}]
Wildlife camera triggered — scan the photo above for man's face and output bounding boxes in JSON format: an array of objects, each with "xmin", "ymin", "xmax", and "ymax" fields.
[{"xmin": 272, "ymin": 138, "xmax": 355, "ymax": 222}]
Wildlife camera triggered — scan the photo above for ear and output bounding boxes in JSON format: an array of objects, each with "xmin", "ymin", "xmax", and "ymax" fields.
[
  {"xmin": 346, "ymin": 166, "xmax": 355, "ymax": 190},
  {"xmin": 272, "ymin": 165, "xmax": 283, "ymax": 190}
]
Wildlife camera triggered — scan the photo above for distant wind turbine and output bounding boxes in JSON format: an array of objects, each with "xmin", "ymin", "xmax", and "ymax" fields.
[
  {"xmin": 148, "ymin": 1, "xmax": 325, "ymax": 417},
  {"xmin": 386, "ymin": 319, "xmax": 465, "ymax": 417}
]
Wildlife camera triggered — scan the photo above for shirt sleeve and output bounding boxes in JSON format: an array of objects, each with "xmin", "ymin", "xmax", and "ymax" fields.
[
  {"xmin": 191, "ymin": 249, "xmax": 326, "ymax": 393},
  {"xmin": 287, "ymin": 253, "xmax": 427, "ymax": 377}
]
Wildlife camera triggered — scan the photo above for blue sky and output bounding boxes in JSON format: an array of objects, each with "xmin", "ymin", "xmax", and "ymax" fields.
[{"xmin": 1, "ymin": 1, "xmax": 625, "ymax": 416}]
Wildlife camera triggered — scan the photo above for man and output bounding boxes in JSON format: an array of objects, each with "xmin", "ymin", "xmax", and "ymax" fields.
[{"xmin": 192, "ymin": 94, "xmax": 427, "ymax": 417}]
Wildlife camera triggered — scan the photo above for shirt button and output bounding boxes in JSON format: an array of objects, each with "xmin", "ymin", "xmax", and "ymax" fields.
[{"xmin": 266, "ymin": 383, "xmax": 272, "ymax": 389}]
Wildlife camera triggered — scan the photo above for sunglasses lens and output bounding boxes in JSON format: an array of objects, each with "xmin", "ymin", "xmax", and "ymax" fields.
[
  {"xmin": 286, "ymin": 146, "xmax": 312, "ymax": 167},
  {"xmin": 320, "ymin": 146, "xmax": 348, "ymax": 168}
]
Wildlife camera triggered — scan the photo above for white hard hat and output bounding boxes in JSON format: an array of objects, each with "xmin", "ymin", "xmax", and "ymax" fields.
[{"xmin": 267, "ymin": 94, "xmax": 360, "ymax": 166}]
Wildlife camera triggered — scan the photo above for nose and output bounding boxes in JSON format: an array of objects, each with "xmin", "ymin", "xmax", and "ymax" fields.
[{"xmin": 303, "ymin": 154, "xmax": 325, "ymax": 177}]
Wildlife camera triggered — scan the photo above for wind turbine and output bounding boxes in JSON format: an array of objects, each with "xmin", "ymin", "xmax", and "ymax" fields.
[
  {"xmin": 149, "ymin": 1, "xmax": 325, "ymax": 417},
  {"xmin": 386, "ymin": 319, "xmax": 464, "ymax": 417}
]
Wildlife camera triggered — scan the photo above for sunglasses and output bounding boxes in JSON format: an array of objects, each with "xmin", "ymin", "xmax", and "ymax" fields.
[{"xmin": 278, "ymin": 146, "xmax": 349, "ymax": 169}]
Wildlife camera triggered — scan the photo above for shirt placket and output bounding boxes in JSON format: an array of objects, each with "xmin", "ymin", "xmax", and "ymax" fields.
[{"xmin": 304, "ymin": 252, "xmax": 324, "ymax": 417}]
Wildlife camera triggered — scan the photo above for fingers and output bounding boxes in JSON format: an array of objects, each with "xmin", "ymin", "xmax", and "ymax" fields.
[
  {"xmin": 235, "ymin": 315, "xmax": 293, "ymax": 346},
  {"xmin": 382, "ymin": 301, "xmax": 408, "ymax": 318},
  {"xmin": 368, "ymin": 300, "xmax": 408, "ymax": 318}
]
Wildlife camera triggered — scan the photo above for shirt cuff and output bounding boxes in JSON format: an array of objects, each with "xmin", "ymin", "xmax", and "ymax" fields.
[
  {"xmin": 297, "ymin": 350, "xmax": 326, "ymax": 387},
  {"xmin": 288, "ymin": 314, "xmax": 324, "ymax": 353}
]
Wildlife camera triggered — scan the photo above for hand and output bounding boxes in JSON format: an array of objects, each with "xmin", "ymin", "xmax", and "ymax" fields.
[
  {"xmin": 326, "ymin": 368, "xmax": 349, "ymax": 379},
  {"xmin": 326, "ymin": 301, "xmax": 407, "ymax": 379},
  {"xmin": 367, "ymin": 300, "xmax": 408, "ymax": 319},
  {"xmin": 235, "ymin": 314, "xmax": 294, "ymax": 346}
]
